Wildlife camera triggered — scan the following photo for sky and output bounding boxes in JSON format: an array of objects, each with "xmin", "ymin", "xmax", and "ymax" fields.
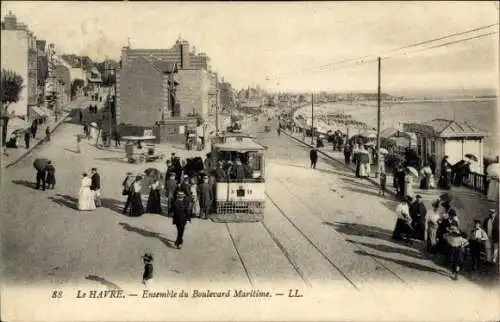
[{"xmin": 1, "ymin": 1, "xmax": 498, "ymax": 93}]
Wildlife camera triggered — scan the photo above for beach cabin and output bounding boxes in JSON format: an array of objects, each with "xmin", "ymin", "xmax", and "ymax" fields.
[{"xmin": 403, "ymin": 119, "xmax": 486, "ymax": 174}]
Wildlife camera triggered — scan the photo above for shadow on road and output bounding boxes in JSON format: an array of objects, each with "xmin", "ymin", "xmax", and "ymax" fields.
[
  {"xmin": 324, "ymin": 221, "xmax": 394, "ymax": 240},
  {"xmin": 63, "ymin": 148, "xmax": 80, "ymax": 154},
  {"xmin": 94, "ymin": 157, "xmax": 127, "ymax": 163},
  {"xmin": 342, "ymin": 185, "xmax": 380, "ymax": 198},
  {"xmin": 346, "ymin": 239, "xmax": 425, "ymax": 259},
  {"xmin": 11, "ymin": 179, "xmax": 36, "ymax": 189},
  {"xmin": 85, "ymin": 275, "xmax": 122, "ymax": 290},
  {"xmin": 49, "ymin": 194, "xmax": 79, "ymax": 210},
  {"xmin": 354, "ymin": 249, "xmax": 451, "ymax": 278},
  {"xmin": 119, "ymin": 222, "xmax": 177, "ymax": 249}
]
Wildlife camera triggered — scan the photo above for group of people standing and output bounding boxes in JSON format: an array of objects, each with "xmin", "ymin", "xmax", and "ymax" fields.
[
  {"xmin": 35, "ymin": 160, "xmax": 56, "ymax": 190},
  {"xmin": 393, "ymin": 194, "xmax": 499, "ymax": 280}
]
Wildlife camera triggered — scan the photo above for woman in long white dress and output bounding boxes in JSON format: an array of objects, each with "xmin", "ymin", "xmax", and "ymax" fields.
[
  {"xmin": 405, "ymin": 171, "xmax": 414, "ymax": 198},
  {"xmin": 78, "ymin": 172, "xmax": 96, "ymax": 211},
  {"xmin": 190, "ymin": 177, "xmax": 201, "ymax": 217}
]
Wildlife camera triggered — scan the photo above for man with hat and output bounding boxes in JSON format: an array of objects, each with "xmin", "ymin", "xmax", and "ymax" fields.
[
  {"xmin": 164, "ymin": 172, "xmax": 178, "ymax": 216},
  {"xmin": 483, "ymin": 209, "xmax": 499, "ymax": 264},
  {"xmin": 469, "ymin": 218, "xmax": 488, "ymax": 270},
  {"xmin": 198, "ymin": 175, "xmax": 213, "ymax": 220},
  {"xmin": 172, "ymin": 191, "xmax": 191, "ymax": 249},
  {"xmin": 409, "ymin": 194, "xmax": 427, "ymax": 241},
  {"xmin": 392, "ymin": 196, "xmax": 414, "ymax": 242},
  {"xmin": 90, "ymin": 168, "xmax": 101, "ymax": 207},
  {"xmin": 121, "ymin": 172, "xmax": 135, "ymax": 214}
]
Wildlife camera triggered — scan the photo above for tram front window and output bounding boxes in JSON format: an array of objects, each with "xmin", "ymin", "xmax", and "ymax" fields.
[{"xmin": 216, "ymin": 151, "xmax": 263, "ymax": 182}]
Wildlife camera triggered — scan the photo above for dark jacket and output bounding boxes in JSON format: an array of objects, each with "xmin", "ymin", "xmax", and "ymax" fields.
[
  {"xmin": 165, "ymin": 178, "xmax": 178, "ymax": 198},
  {"xmin": 90, "ymin": 173, "xmax": 101, "ymax": 190},
  {"xmin": 483, "ymin": 215, "xmax": 499, "ymax": 243},
  {"xmin": 231, "ymin": 164, "xmax": 246, "ymax": 180},
  {"xmin": 410, "ymin": 200, "xmax": 427, "ymax": 222},
  {"xmin": 214, "ymin": 167, "xmax": 226, "ymax": 181},
  {"xmin": 310, "ymin": 149, "xmax": 318, "ymax": 161},
  {"xmin": 24, "ymin": 131, "xmax": 30, "ymax": 141},
  {"xmin": 198, "ymin": 182, "xmax": 213, "ymax": 209},
  {"xmin": 172, "ymin": 198, "xmax": 191, "ymax": 225}
]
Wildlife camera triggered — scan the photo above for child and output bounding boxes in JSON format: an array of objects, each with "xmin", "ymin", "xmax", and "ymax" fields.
[
  {"xmin": 469, "ymin": 219, "xmax": 488, "ymax": 271},
  {"xmin": 141, "ymin": 253, "xmax": 154, "ymax": 287},
  {"xmin": 379, "ymin": 173, "xmax": 387, "ymax": 196}
]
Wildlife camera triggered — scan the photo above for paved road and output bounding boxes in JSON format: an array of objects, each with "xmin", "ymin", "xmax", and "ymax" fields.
[{"xmin": 1, "ymin": 117, "xmax": 498, "ymax": 308}]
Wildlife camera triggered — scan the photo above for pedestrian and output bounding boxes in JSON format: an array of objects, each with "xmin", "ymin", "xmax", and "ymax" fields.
[
  {"xmin": 113, "ymin": 128, "xmax": 121, "ymax": 147},
  {"xmin": 483, "ymin": 209, "xmax": 499, "ymax": 265},
  {"xmin": 392, "ymin": 196, "xmax": 414, "ymax": 243},
  {"xmin": 141, "ymin": 253, "xmax": 154, "ymax": 288},
  {"xmin": 90, "ymin": 168, "xmax": 101, "ymax": 207},
  {"xmin": 45, "ymin": 161, "xmax": 56, "ymax": 189},
  {"xmin": 404, "ymin": 170, "xmax": 414, "ymax": 198},
  {"xmin": 469, "ymin": 219, "xmax": 488, "ymax": 271},
  {"xmin": 128, "ymin": 175, "xmax": 145, "ymax": 217},
  {"xmin": 24, "ymin": 130, "xmax": 30, "ymax": 149},
  {"xmin": 30, "ymin": 122, "xmax": 38, "ymax": 139},
  {"xmin": 45, "ymin": 126, "xmax": 51, "ymax": 142},
  {"xmin": 378, "ymin": 172, "xmax": 387, "ymax": 196},
  {"xmin": 75, "ymin": 134, "xmax": 82, "ymax": 153},
  {"xmin": 309, "ymin": 148, "xmax": 318, "ymax": 169},
  {"xmin": 164, "ymin": 172, "xmax": 178, "ymax": 217},
  {"xmin": 121, "ymin": 172, "xmax": 135, "ymax": 214},
  {"xmin": 444, "ymin": 226, "xmax": 469, "ymax": 280},
  {"xmin": 190, "ymin": 176, "xmax": 200, "ymax": 218},
  {"xmin": 78, "ymin": 172, "xmax": 96, "ymax": 211},
  {"xmin": 198, "ymin": 176, "xmax": 213, "ymax": 219},
  {"xmin": 343, "ymin": 144, "xmax": 352, "ymax": 165},
  {"xmin": 410, "ymin": 195, "xmax": 427, "ymax": 241},
  {"xmin": 180, "ymin": 175, "xmax": 191, "ymax": 197},
  {"xmin": 146, "ymin": 177, "xmax": 163, "ymax": 214},
  {"xmin": 425, "ymin": 199, "xmax": 441, "ymax": 254},
  {"xmin": 172, "ymin": 191, "xmax": 191, "ymax": 249},
  {"xmin": 35, "ymin": 167, "xmax": 47, "ymax": 190}
]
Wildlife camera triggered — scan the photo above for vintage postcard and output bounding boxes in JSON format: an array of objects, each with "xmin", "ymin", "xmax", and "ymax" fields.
[{"xmin": 1, "ymin": 1, "xmax": 499, "ymax": 321}]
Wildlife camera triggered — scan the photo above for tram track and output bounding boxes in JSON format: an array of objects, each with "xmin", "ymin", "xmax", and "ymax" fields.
[
  {"xmin": 272, "ymin": 177, "xmax": 410, "ymax": 287},
  {"xmin": 224, "ymin": 223, "xmax": 255, "ymax": 287}
]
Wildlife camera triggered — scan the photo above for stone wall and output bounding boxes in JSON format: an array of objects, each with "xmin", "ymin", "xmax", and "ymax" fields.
[{"xmin": 176, "ymin": 69, "xmax": 209, "ymax": 119}]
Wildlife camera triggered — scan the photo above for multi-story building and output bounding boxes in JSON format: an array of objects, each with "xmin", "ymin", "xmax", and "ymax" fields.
[
  {"xmin": 116, "ymin": 38, "xmax": 219, "ymax": 142},
  {"xmin": 58, "ymin": 54, "xmax": 88, "ymax": 85},
  {"xmin": 1, "ymin": 12, "xmax": 39, "ymax": 118}
]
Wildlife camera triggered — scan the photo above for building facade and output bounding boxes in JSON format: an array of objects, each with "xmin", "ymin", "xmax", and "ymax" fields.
[
  {"xmin": 1, "ymin": 12, "xmax": 38, "ymax": 117},
  {"xmin": 117, "ymin": 38, "xmax": 218, "ymax": 125}
]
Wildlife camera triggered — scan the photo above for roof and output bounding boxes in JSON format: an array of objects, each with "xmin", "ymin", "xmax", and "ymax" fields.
[
  {"xmin": 149, "ymin": 60, "xmax": 177, "ymax": 73},
  {"xmin": 213, "ymin": 140, "xmax": 266, "ymax": 152},
  {"xmin": 403, "ymin": 119, "xmax": 486, "ymax": 138},
  {"xmin": 424, "ymin": 119, "xmax": 486, "ymax": 138}
]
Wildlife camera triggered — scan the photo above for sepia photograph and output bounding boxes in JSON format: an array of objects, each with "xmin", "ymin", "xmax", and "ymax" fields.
[{"xmin": 0, "ymin": 1, "xmax": 499, "ymax": 321}]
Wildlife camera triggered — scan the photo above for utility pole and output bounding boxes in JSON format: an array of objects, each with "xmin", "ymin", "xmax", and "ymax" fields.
[
  {"xmin": 311, "ymin": 92, "xmax": 314, "ymax": 145},
  {"xmin": 375, "ymin": 56, "xmax": 382, "ymax": 178},
  {"xmin": 215, "ymin": 88, "xmax": 220, "ymax": 136}
]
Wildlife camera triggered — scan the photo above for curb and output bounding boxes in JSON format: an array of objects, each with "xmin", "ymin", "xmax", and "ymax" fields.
[
  {"xmin": 282, "ymin": 130, "xmax": 398, "ymax": 197},
  {"xmin": 5, "ymin": 114, "xmax": 71, "ymax": 169}
]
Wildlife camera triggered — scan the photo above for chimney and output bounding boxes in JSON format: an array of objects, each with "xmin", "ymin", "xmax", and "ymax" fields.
[
  {"xmin": 4, "ymin": 11, "xmax": 17, "ymax": 30},
  {"xmin": 121, "ymin": 46, "xmax": 129, "ymax": 64}
]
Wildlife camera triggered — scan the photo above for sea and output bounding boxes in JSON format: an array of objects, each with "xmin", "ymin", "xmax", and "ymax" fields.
[{"xmin": 298, "ymin": 98, "xmax": 498, "ymax": 158}]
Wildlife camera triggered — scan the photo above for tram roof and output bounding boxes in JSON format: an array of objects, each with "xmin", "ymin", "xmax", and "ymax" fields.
[
  {"xmin": 212, "ymin": 140, "xmax": 267, "ymax": 152},
  {"xmin": 220, "ymin": 131, "xmax": 255, "ymax": 138}
]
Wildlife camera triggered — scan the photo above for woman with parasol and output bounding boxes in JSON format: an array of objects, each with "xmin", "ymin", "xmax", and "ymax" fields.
[
  {"xmin": 405, "ymin": 166, "xmax": 418, "ymax": 198},
  {"xmin": 146, "ymin": 170, "xmax": 163, "ymax": 215}
]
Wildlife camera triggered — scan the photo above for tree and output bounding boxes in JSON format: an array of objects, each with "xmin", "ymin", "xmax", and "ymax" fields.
[{"xmin": 1, "ymin": 69, "xmax": 24, "ymax": 146}]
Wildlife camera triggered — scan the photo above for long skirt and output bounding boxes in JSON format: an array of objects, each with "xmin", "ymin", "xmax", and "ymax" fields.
[
  {"xmin": 448, "ymin": 246, "xmax": 465, "ymax": 271},
  {"xmin": 426, "ymin": 225, "xmax": 438, "ymax": 253},
  {"xmin": 146, "ymin": 189, "xmax": 162, "ymax": 214},
  {"xmin": 420, "ymin": 176, "xmax": 429, "ymax": 189},
  {"xmin": 78, "ymin": 187, "xmax": 96, "ymax": 211},
  {"xmin": 129, "ymin": 192, "xmax": 144, "ymax": 217},
  {"xmin": 392, "ymin": 218, "xmax": 411, "ymax": 240},
  {"xmin": 192, "ymin": 195, "xmax": 200, "ymax": 217},
  {"xmin": 487, "ymin": 179, "xmax": 499, "ymax": 201}
]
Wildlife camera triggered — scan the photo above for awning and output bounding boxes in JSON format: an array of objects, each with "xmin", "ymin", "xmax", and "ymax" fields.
[
  {"xmin": 6, "ymin": 117, "xmax": 30, "ymax": 138},
  {"xmin": 30, "ymin": 106, "xmax": 49, "ymax": 119}
]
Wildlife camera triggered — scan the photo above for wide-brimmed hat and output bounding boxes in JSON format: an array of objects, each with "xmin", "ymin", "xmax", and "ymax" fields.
[
  {"xmin": 415, "ymin": 194, "xmax": 422, "ymax": 199},
  {"xmin": 489, "ymin": 209, "xmax": 496, "ymax": 214},
  {"xmin": 142, "ymin": 253, "xmax": 153, "ymax": 262},
  {"xmin": 177, "ymin": 191, "xmax": 185, "ymax": 196}
]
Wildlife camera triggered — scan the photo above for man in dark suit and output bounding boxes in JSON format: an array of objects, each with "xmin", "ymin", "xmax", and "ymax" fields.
[
  {"xmin": 172, "ymin": 191, "xmax": 191, "ymax": 249},
  {"xmin": 309, "ymin": 148, "xmax": 318, "ymax": 169},
  {"xmin": 410, "ymin": 195, "xmax": 427, "ymax": 240},
  {"xmin": 90, "ymin": 168, "xmax": 101, "ymax": 207},
  {"xmin": 198, "ymin": 176, "xmax": 213, "ymax": 220},
  {"xmin": 483, "ymin": 209, "xmax": 499, "ymax": 264},
  {"xmin": 35, "ymin": 168, "xmax": 47, "ymax": 190},
  {"xmin": 164, "ymin": 173, "xmax": 178, "ymax": 216}
]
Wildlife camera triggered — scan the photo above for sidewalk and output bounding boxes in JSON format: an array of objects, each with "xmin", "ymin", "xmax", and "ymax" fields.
[
  {"xmin": 2, "ymin": 96, "xmax": 88, "ymax": 169},
  {"xmin": 283, "ymin": 130, "xmax": 497, "ymax": 232}
]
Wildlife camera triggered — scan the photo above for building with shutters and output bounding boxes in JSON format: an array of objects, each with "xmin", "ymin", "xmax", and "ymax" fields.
[{"xmin": 1, "ymin": 12, "xmax": 39, "ymax": 118}]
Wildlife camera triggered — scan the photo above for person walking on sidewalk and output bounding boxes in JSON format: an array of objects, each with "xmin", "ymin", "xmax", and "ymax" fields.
[
  {"xmin": 24, "ymin": 130, "xmax": 30, "ymax": 149},
  {"xmin": 309, "ymin": 148, "xmax": 318, "ymax": 169},
  {"xmin": 483, "ymin": 209, "xmax": 499, "ymax": 265},
  {"xmin": 425, "ymin": 199, "xmax": 441, "ymax": 254},
  {"xmin": 469, "ymin": 219, "xmax": 488, "ymax": 271},
  {"xmin": 444, "ymin": 226, "xmax": 469, "ymax": 280},
  {"xmin": 30, "ymin": 122, "xmax": 37, "ymax": 139},
  {"xmin": 90, "ymin": 168, "xmax": 102, "ymax": 207},
  {"xmin": 172, "ymin": 191, "xmax": 191, "ymax": 249},
  {"xmin": 45, "ymin": 126, "xmax": 51, "ymax": 143}
]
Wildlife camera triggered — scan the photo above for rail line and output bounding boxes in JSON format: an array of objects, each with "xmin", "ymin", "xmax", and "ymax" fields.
[
  {"xmin": 273, "ymin": 177, "xmax": 410, "ymax": 287},
  {"xmin": 224, "ymin": 223, "xmax": 254, "ymax": 287},
  {"xmin": 264, "ymin": 190, "xmax": 361, "ymax": 291}
]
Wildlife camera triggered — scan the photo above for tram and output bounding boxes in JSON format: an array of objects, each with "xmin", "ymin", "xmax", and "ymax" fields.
[{"xmin": 209, "ymin": 129, "xmax": 267, "ymax": 216}]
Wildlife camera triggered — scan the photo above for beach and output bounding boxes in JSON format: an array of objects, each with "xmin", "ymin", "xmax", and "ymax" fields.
[{"xmin": 296, "ymin": 99, "xmax": 498, "ymax": 158}]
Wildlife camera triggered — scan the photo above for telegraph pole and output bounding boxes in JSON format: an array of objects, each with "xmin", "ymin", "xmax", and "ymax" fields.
[
  {"xmin": 375, "ymin": 56, "xmax": 382, "ymax": 178},
  {"xmin": 215, "ymin": 88, "xmax": 220, "ymax": 136},
  {"xmin": 311, "ymin": 92, "xmax": 314, "ymax": 145}
]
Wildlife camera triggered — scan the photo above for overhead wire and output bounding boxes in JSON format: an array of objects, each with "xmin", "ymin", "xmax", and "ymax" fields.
[{"xmin": 270, "ymin": 22, "xmax": 499, "ymax": 81}]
